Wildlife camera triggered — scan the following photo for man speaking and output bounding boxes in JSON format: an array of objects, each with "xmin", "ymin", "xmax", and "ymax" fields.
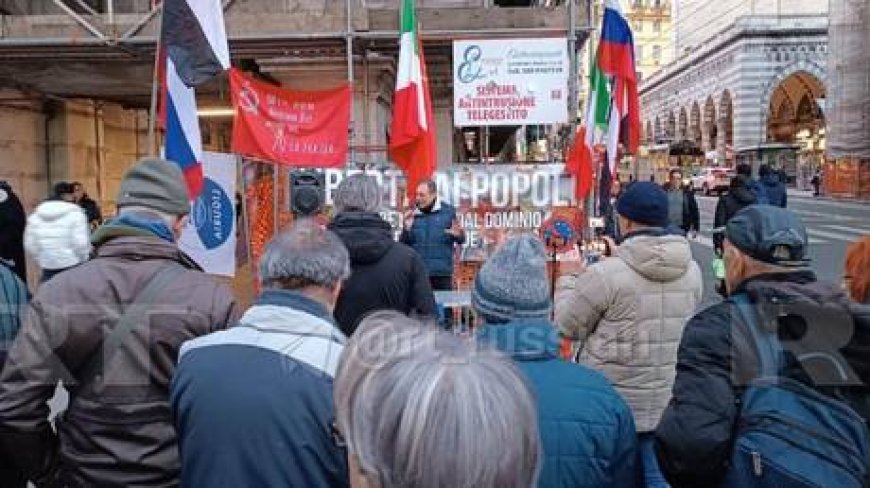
[{"xmin": 400, "ymin": 180, "xmax": 465, "ymax": 292}]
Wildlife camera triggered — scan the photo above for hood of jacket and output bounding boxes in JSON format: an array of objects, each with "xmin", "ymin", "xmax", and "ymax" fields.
[
  {"xmin": 617, "ymin": 233, "xmax": 693, "ymax": 282},
  {"xmin": 31, "ymin": 200, "xmax": 83, "ymax": 222},
  {"xmin": 328, "ymin": 212, "xmax": 393, "ymax": 265},
  {"xmin": 730, "ymin": 175, "xmax": 758, "ymax": 204}
]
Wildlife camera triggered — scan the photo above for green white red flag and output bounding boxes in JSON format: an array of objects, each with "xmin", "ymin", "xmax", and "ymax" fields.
[{"xmin": 389, "ymin": 0, "xmax": 436, "ymax": 198}]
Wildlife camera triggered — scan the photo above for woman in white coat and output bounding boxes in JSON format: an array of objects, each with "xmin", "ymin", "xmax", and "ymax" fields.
[{"xmin": 24, "ymin": 199, "xmax": 91, "ymax": 283}]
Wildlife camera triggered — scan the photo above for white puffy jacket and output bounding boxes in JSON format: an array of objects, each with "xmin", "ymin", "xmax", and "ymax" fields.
[
  {"xmin": 555, "ymin": 233, "xmax": 703, "ymax": 432},
  {"xmin": 24, "ymin": 200, "xmax": 91, "ymax": 271}
]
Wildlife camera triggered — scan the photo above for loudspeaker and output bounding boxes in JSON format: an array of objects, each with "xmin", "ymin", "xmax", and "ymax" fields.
[{"xmin": 290, "ymin": 170, "xmax": 325, "ymax": 217}]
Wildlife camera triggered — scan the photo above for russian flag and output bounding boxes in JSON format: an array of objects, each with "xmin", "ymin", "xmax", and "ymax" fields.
[
  {"xmin": 164, "ymin": 59, "xmax": 206, "ymax": 198},
  {"xmin": 596, "ymin": 0, "xmax": 641, "ymax": 170},
  {"xmin": 160, "ymin": 0, "xmax": 230, "ymax": 199}
]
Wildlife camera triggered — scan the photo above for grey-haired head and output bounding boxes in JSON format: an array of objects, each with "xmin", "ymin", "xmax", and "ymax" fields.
[
  {"xmin": 334, "ymin": 174, "xmax": 382, "ymax": 214},
  {"xmin": 259, "ymin": 219, "xmax": 350, "ymax": 292},
  {"xmin": 334, "ymin": 312, "xmax": 541, "ymax": 488}
]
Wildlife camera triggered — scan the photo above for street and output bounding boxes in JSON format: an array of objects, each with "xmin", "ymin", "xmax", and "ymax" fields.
[{"xmin": 690, "ymin": 191, "xmax": 870, "ymax": 306}]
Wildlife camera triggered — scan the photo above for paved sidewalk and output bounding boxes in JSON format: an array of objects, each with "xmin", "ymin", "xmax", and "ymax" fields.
[{"xmin": 788, "ymin": 188, "xmax": 870, "ymax": 205}]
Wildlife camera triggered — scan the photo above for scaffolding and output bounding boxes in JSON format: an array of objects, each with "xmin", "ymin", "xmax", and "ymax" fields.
[{"xmin": 826, "ymin": 0, "xmax": 870, "ymax": 159}]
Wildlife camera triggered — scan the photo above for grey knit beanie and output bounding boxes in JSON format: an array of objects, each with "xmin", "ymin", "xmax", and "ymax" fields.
[
  {"xmin": 471, "ymin": 234, "xmax": 552, "ymax": 323},
  {"xmin": 117, "ymin": 158, "xmax": 190, "ymax": 216}
]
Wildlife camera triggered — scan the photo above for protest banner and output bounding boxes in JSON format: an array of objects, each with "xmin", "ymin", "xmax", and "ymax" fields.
[{"xmin": 230, "ymin": 68, "xmax": 351, "ymax": 167}]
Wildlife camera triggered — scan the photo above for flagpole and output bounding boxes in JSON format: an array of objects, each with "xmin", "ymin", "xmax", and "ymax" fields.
[
  {"xmin": 346, "ymin": 0, "xmax": 356, "ymax": 168},
  {"xmin": 584, "ymin": 4, "xmax": 597, "ymax": 241},
  {"xmin": 147, "ymin": 2, "xmax": 164, "ymax": 156}
]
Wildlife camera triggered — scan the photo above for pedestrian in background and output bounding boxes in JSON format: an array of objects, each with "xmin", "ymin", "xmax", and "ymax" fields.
[
  {"xmin": 328, "ymin": 174, "xmax": 435, "ymax": 336},
  {"xmin": 400, "ymin": 180, "xmax": 465, "ymax": 292},
  {"xmin": 713, "ymin": 163, "xmax": 759, "ymax": 254},
  {"xmin": 845, "ymin": 236, "xmax": 870, "ymax": 304},
  {"xmin": 741, "ymin": 162, "xmax": 769, "ymax": 205},
  {"xmin": 72, "ymin": 181, "xmax": 103, "ymax": 230},
  {"xmin": 811, "ymin": 169, "xmax": 822, "ymax": 197},
  {"xmin": 0, "ymin": 158, "xmax": 238, "ymax": 487},
  {"xmin": 0, "ymin": 181, "xmax": 27, "ymax": 283},
  {"xmin": 334, "ymin": 312, "xmax": 542, "ymax": 488},
  {"xmin": 0, "ymin": 263, "xmax": 26, "ymax": 488},
  {"xmin": 24, "ymin": 198, "xmax": 91, "ymax": 283},
  {"xmin": 172, "ymin": 220, "xmax": 350, "ymax": 488},
  {"xmin": 758, "ymin": 164, "xmax": 787, "ymax": 208},
  {"xmin": 556, "ymin": 181, "xmax": 702, "ymax": 488},
  {"xmin": 474, "ymin": 234, "xmax": 638, "ymax": 488},
  {"xmin": 662, "ymin": 169, "xmax": 700, "ymax": 237},
  {"xmin": 52, "ymin": 181, "xmax": 76, "ymax": 202}
]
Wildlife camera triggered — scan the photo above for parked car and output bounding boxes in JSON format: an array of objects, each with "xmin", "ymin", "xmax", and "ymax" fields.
[{"xmin": 691, "ymin": 167, "xmax": 735, "ymax": 195}]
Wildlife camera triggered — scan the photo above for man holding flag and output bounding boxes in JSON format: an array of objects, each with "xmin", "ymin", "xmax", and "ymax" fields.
[{"xmin": 0, "ymin": 2, "xmax": 239, "ymax": 487}]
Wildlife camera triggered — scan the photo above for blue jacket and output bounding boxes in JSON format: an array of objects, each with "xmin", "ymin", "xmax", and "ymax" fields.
[
  {"xmin": 170, "ymin": 290, "xmax": 349, "ymax": 488},
  {"xmin": 748, "ymin": 178, "xmax": 770, "ymax": 205},
  {"xmin": 478, "ymin": 321, "xmax": 638, "ymax": 488},
  {"xmin": 400, "ymin": 199, "xmax": 464, "ymax": 277},
  {"xmin": 760, "ymin": 172, "xmax": 787, "ymax": 207}
]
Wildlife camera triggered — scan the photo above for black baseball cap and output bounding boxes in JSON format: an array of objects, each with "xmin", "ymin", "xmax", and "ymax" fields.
[{"xmin": 725, "ymin": 205, "xmax": 810, "ymax": 267}]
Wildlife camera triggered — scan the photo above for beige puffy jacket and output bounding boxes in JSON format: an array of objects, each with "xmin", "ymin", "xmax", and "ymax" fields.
[{"xmin": 555, "ymin": 233, "xmax": 703, "ymax": 432}]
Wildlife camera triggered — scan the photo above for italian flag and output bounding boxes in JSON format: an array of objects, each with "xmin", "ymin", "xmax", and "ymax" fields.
[
  {"xmin": 389, "ymin": 0, "xmax": 436, "ymax": 198},
  {"xmin": 567, "ymin": 57, "xmax": 611, "ymax": 201}
]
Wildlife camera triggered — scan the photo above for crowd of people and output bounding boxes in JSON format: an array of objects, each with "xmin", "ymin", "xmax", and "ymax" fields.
[{"xmin": 0, "ymin": 156, "xmax": 867, "ymax": 488}]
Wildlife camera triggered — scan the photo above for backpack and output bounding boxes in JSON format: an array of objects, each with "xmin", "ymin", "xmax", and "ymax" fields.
[{"xmin": 722, "ymin": 294, "xmax": 870, "ymax": 488}]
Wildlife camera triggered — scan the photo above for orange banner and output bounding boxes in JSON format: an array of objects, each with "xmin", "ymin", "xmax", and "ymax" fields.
[{"xmin": 230, "ymin": 68, "xmax": 350, "ymax": 168}]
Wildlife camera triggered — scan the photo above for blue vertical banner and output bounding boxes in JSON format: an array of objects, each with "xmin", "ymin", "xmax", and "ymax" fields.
[{"xmin": 178, "ymin": 151, "xmax": 238, "ymax": 276}]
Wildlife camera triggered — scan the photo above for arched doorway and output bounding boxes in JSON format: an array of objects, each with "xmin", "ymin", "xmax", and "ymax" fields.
[
  {"xmin": 767, "ymin": 71, "xmax": 825, "ymax": 143},
  {"xmin": 765, "ymin": 70, "xmax": 826, "ymax": 187},
  {"xmin": 703, "ymin": 96, "xmax": 717, "ymax": 152},
  {"xmin": 678, "ymin": 107, "xmax": 688, "ymax": 140},
  {"xmin": 690, "ymin": 101, "xmax": 702, "ymax": 147}
]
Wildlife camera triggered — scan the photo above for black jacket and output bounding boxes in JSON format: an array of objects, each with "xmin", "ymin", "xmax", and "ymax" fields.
[
  {"xmin": 713, "ymin": 176, "xmax": 758, "ymax": 251},
  {"xmin": 655, "ymin": 272, "xmax": 870, "ymax": 488},
  {"xmin": 664, "ymin": 183, "xmax": 700, "ymax": 233},
  {"xmin": 329, "ymin": 212, "xmax": 436, "ymax": 336},
  {"xmin": 0, "ymin": 182, "xmax": 27, "ymax": 283},
  {"xmin": 78, "ymin": 195, "xmax": 102, "ymax": 227}
]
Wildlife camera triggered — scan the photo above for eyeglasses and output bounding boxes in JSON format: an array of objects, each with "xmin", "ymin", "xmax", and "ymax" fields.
[{"xmin": 329, "ymin": 420, "xmax": 347, "ymax": 449}]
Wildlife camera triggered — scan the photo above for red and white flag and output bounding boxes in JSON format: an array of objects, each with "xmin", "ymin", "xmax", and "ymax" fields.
[{"xmin": 388, "ymin": 0, "xmax": 436, "ymax": 198}]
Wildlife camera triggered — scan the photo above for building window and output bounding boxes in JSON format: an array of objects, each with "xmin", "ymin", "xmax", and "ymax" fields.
[
  {"xmin": 653, "ymin": 20, "xmax": 661, "ymax": 33},
  {"xmin": 653, "ymin": 45, "xmax": 662, "ymax": 60},
  {"xmin": 654, "ymin": 0, "xmax": 662, "ymax": 7},
  {"xmin": 635, "ymin": 45, "xmax": 644, "ymax": 60},
  {"xmin": 634, "ymin": 20, "xmax": 643, "ymax": 32},
  {"xmin": 637, "ymin": 71, "xmax": 644, "ymax": 82}
]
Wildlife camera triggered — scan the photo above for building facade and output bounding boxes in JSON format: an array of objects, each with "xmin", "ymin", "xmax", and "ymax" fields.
[
  {"xmin": 672, "ymin": 0, "xmax": 827, "ymax": 55},
  {"xmin": 639, "ymin": 14, "xmax": 828, "ymax": 187},
  {"xmin": 628, "ymin": 0, "xmax": 672, "ymax": 83},
  {"xmin": 0, "ymin": 0, "xmax": 587, "ymax": 214}
]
